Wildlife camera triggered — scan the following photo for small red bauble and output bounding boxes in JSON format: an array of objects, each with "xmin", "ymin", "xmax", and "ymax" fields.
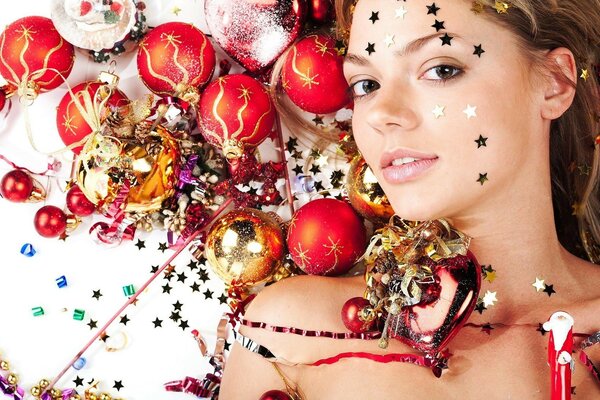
[
  {"xmin": 282, "ymin": 34, "xmax": 350, "ymax": 114},
  {"xmin": 287, "ymin": 198, "xmax": 367, "ymax": 276},
  {"xmin": 56, "ymin": 81, "xmax": 129, "ymax": 154},
  {"xmin": 341, "ymin": 297, "xmax": 376, "ymax": 333},
  {"xmin": 137, "ymin": 22, "xmax": 216, "ymax": 100},
  {"xmin": 259, "ymin": 390, "xmax": 292, "ymax": 400},
  {"xmin": 0, "ymin": 89, "xmax": 6, "ymax": 111},
  {"xmin": 66, "ymin": 185, "xmax": 95, "ymax": 216},
  {"xmin": 198, "ymin": 74, "xmax": 276, "ymax": 159},
  {"xmin": 0, "ymin": 170, "xmax": 33, "ymax": 202},
  {"xmin": 34, "ymin": 205, "xmax": 67, "ymax": 238},
  {"xmin": 0, "ymin": 16, "xmax": 74, "ymax": 95},
  {"xmin": 308, "ymin": 0, "xmax": 333, "ymax": 24}
]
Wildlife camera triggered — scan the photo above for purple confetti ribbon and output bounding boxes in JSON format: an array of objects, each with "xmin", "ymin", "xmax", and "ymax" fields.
[{"xmin": 0, "ymin": 376, "xmax": 24, "ymax": 400}]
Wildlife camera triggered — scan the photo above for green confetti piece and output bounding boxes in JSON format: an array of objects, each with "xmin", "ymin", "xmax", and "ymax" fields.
[
  {"xmin": 32, "ymin": 307, "xmax": 44, "ymax": 316},
  {"xmin": 122, "ymin": 284, "xmax": 135, "ymax": 297},
  {"xmin": 73, "ymin": 309, "xmax": 85, "ymax": 321}
]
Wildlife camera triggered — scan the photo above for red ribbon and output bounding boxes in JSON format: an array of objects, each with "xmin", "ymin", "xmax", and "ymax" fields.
[
  {"xmin": 164, "ymin": 374, "xmax": 221, "ymax": 398},
  {"xmin": 310, "ymin": 351, "xmax": 432, "ymax": 367}
]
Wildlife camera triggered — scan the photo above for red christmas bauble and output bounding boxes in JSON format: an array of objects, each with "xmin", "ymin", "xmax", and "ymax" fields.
[
  {"xmin": 34, "ymin": 205, "xmax": 67, "ymax": 238},
  {"xmin": 0, "ymin": 170, "xmax": 33, "ymax": 202},
  {"xmin": 341, "ymin": 297, "xmax": 376, "ymax": 333},
  {"xmin": 282, "ymin": 34, "xmax": 350, "ymax": 114},
  {"xmin": 308, "ymin": 0, "xmax": 333, "ymax": 24},
  {"xmin": 0, "ymin": 16, "xmax": 74, "ymax": 96},
  {"xmin": 0, "ymin": 89, "xmax": 6, "ymax": 111},
  {"xmin": 198, "ymin": 74, "xmax": 276, "ymax": 159},
  {"xmin": 287, "ymin": 198, "xmax": 366, "ymax": 276},
  {"xmin": 259, "ymin": 390, "xmax": 292, "ymax": 400},
  {"xmin": 56, "ymin": 81, "xmax": 129, "ymax": 154},
  {"xmin": 66, "ymin": 185, "xmax": 96, "ymax": 216},
  {"xmin": 137, "ymin": 22, "xmax": 216, "ymax": 100}
]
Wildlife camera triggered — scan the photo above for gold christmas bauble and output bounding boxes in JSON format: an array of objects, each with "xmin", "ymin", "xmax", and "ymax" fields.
[
  {"xmin": 205, "ymin": 208, "xmax": 285, "ymax": 286},
  {"xmin": 346, "ymin": 156, "xmax": 394, "ymax": 223},
  {"xmin": 76, "ymin": 124, "xmax": 179, "ymax": 214}
]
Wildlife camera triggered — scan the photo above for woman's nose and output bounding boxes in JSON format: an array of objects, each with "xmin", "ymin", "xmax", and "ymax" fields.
[{"xmin": 365, "ymin": 87, "xmax": 419, "ymax": 133}]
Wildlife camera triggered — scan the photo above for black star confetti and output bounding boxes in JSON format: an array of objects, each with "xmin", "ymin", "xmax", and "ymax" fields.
[
  {"xmin": 203, "ymin": 288, "xmax": 214, "ymax": 299},
  {"xmin": 158, "ymin": 242, "xmax": 168, "ymax": 252},
  {"xmin": 224, "ymin": 341, "xmax": 231, "ymax": 351},
  {"xmin": 475, "ymin": 135, "xmax": 488, "ymax": 148},
  {"xmin": 177, "ymin": 272, "xmax": 187, "ymax": 283},
  {"xmin": 426, "ymin": 3, "xmax": 440, "ymax": 15},
  {"xmin": 92, "ymin": 290, "xmax": 103, "ymax": 300},
  {"xmin": 477, "ymin": 173, "xmax": 489, "ymax": 185},
  {"xmin": 292, "ymin": 150, "xmax": 303, "ymax": 160},
  {"xmin": 543, "ymin": 284, "xmax": 556, "ymax": 297},
  {"xmin": 87, "ymin": 319, "xmax": 98, "ymax": 330},
  {"xmin": 100, "ymin": 332, "xmax": 110, "ymax": 342},
  {"xmin": 286, "ymin": 137, "xmax": 298, "ymax": 152},
  {"xmin": 113, "ymin": 380, "xmax": 124, "ymax": 391},
  {"xmin": 440, "ymin": 33, "xmax": 453, "ymax": 46},
  {"xmin": 475, "ymin": 302, "xmax": 487, "ymax": 314},
  {"xmin": 369, "ymin": 11, "xmax": 380, "ymax": 24},
  {"xmin": 314, "ymin": 180, "xmax": 325, "ymax": 192},
  {"xmin": 170, "ymin": 311, "xmax": 181, "ymax": 322},
  {"xmin": 571, "ymin": 387, "xmax": 576, "ymax": 395},
  {"xmin": 431, "ymin": 20, "xmax": 445, "ymax": 32},
  {"xmin": 190, "ymin": 282, "xmax": 201, "ymax": 292},
  {"xmin": 135, "ymin": 239, "xmax": 145, "ymax": 250},
  {"xmin": 173, "ymin": 301, "xmax": 183, "ymax": 311},
  {"xmin": 365, "ymin": 42, "xmax": 376, "ymax": 55},
  {"xmin": 218, "ymin": 293, "xmax": 229, "ymax": 305},
  {"xmin": 187, "ymin": 260, "xmax": 198, "ymax": 270},
  {"xmin": 150, "ymin": 265, "xmax": 159, "ymax": 274},
  {"xmin": 152, "ymin": 318, "xmax": 163, "ymax": 328},
  {"xmin": 162, "ymin": 283, "xmax": 173, "ymax": 294},
  {"xmin": 473, "ymin": 44, "xmax": 485, "ymax": 57},
  {"xmin": 73, "ymin": 376, "xmax": 84, "ymax": 387},
  {"xmin": 537, "ymin": 323, "xmax": 548, "ymax": 336},
  {"xmin": 292, "ymin": 164, "xmax": 303, "ymax": 175},
  {"xmin": 312, "ymin": 115, "xmax": 324, "ymax": 126},
  {"xmin": 309, "ymin": 164, "xmax": 321, "ymax": 175},
  {"xmin": 179, "ymin": 320, "xmax": 190, "ymax": 330},
  {"xmin": 198, "ymin": 269, "xmax": 210, "ymax": 283},
  {"xmin": 119, "ymin": 315, "xmax": 130, "ymax": 326}
]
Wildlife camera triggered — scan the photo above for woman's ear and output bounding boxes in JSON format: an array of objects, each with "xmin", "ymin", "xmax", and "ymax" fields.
[{"xmin": 540, "ymin": 47, "xmax": 577, "ymax": 120}]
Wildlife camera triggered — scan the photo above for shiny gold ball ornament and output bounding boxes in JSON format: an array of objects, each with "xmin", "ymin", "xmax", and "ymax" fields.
[
  {"xmin": 7, "ymin": 373, "xmax": 17, "ymax": 385},
  {"xmin": 75, "ymin": 124, "xmax": 180, "ymax": 214},
  {"xmin": 346, "ymin": 156, "xmax": 394, "ymax": 223},
  {"xmin": 38, "ymin": 379, "xmax": 50, "ymax": 388},
  {"xmin": 205, "ymin": 208, "xmax": 285, "ymax": 286},
  {"xmin": 31, "ymin": 386, "xmax": 41, "ymax": 397}
]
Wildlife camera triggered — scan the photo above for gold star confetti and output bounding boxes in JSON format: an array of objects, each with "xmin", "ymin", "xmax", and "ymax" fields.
[
  {"xmin": 172, "ymin": 6, "xmax": 182, "ymax": 16},
  {"xmin": 494, "ymin": 1, "xmax": 511, "ymax": 13},
  {"xmin": 484, "ymin": 270, "xmax": 497, "ymax": 283},
  {"xmin": 432, "ymin": 104, "xmax": 445, "ymax": 119},
  {"xmin": 482, "ymin": 290, "xmax": 498, "ymax": 307},
  {"xmin": 532, "ymin": 277, "xmax": 546, "ymax": 292},
  {"xmin": 395, "ymin": 6, "xmax": 408, "ymax": 19},
  {"xmin": 463, "ymin": 104, "xmax": 477, "ymax": 119},
  {"xmin": 384, "ymin": 34, "xmax": 395, "ymax": 47},
  {"xmin": 471, "ymin": 1, "xmax": 485, "ymax": 13},
  {"xmin": 571, "ymin": 202, "xmax": 582, "ymax": 215},
  {"xmin": 580, "ymin": 69, "xmax": 589, "ymax": 81}
]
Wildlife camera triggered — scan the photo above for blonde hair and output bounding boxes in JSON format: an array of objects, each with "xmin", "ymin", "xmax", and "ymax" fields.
[{"xmin": 276, "ymin": 0, "xmax": 600, "ymax": 262}]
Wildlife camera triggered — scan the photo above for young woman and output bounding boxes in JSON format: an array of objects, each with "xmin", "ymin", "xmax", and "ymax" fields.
[{"xmin": 219, "ymin": 0, "xmax": 600, "ymax": 398}]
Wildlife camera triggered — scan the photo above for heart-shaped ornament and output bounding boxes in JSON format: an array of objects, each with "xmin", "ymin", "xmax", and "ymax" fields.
[
  {"xmin": 388, "ymin": 252, "xmax": 481, "ymax": 356},
  {"xmin": 204, "ymin": 0, "xmax": 307, "ymax": 73}
]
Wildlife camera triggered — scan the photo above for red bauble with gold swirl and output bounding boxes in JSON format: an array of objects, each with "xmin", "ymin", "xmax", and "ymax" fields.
[
  {"xmin": 198, "ymin": 74, "xmax": 276, "ymax": 159},
  {"xmin": 0, "ymin": 16, "xmax": 74, "ymax": 96},
  {"xmin": 56, "ymin": 81, "xmax": 129, "ymax": 154},
  {"xmin": 137, "ymin": 22, "xmax": 216, "ymax": 101},
  {"xmin": 282, "ymin": 33, "xmax": 350, "ymax": 114},
  {"xmin": 287, "ymin": 198, "xmax": 367, "ymax": 276}
]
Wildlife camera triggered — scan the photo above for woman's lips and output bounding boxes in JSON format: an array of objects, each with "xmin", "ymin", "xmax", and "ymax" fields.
[{"xmin": 381, "ymin": 158, "xmax": 438, "ymax": 184}]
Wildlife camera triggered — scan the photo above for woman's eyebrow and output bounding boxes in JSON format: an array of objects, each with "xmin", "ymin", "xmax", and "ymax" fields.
[{"xmin": 344, "ymin": 32, "xmax": 464, "ymax": 66}]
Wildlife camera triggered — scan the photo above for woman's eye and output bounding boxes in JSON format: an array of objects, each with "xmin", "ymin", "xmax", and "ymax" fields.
[
  {"xmin": 422, "ymin": 65, "xmax": 463, "ymax": 81},
  {"xmin": 350, "ymin": 79, "xmax": 380, "ymax": 98}
]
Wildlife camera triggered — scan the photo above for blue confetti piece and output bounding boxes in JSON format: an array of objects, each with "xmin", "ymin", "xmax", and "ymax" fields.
[
  {"xmin": 20, "ymin": 243, "xmax": 36, "ymax": 257},
  {"xmin": 72, "ymin": 357, "xmax": 86, "ymax": 370},
  {"xmin": 55, "ymin": 275, "xmax": 67, "ymax": 288}
]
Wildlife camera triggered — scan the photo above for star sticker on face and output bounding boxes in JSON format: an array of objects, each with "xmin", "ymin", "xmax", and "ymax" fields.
[
  {"xmin": 477, "ymin": 173, "xmax": 489, "ymax": 185},
  {"xmin": 532, "ymin": 277, "xmax": 546, "ymax": 292},
  {"xmin": 431, "ymin": 20, "xmax": 445, "ymax": 32},
  {"xmin": 365, "ymin": 42, "xmax": 376, "ymax": 55},
  {"xmin": 482, "ymin": 290, "xmax": 498, "ymax": 307},
  {"xmin": 395, "ymin": 6, "xmax": 408, "ymax": 19},
  {"xmin": 426, "ymin": 3, "xmax": 440, "ymax": 15},
  {"xmin": 432, "ymin": 104, "xmax": 445, "ymax": 118},
  {"xmin": 369, "ymin": 11, "xmax": 380, "ymax": 24},
  {"xmin": 475, "ymin": 135, "xmax": 488, "ymax": 148},
  {"xmin": 463, "ymin": 104, "xmax": 477, "ymax": 119},
  {"xmin": 580, "ymin": 69, "xmax": 589, "ymax": 81},
  {"xmin": 473, "ymin": 44, "xmax": 485, "ymax": 57},
  {"xmin": 440, "ymin": 33, "xmax": 453, "ymax": 46},
  {"xmin": 384, "ymin": 34, "xmax": 395, "ymax": 47}
]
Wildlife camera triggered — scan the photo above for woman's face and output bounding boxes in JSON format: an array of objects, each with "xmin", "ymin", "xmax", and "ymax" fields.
[{"xmin": 344, "ymin": 0, "xmax": 545, "ymax": 221}]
